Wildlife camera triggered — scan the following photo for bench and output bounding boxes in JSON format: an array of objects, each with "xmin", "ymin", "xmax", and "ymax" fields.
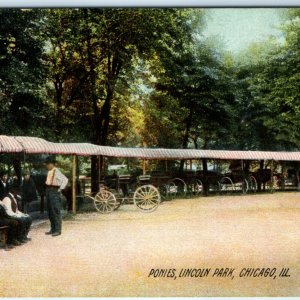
[{"xmin": 0, "ymin": 226, "xmax": 9, "ymax": 248}]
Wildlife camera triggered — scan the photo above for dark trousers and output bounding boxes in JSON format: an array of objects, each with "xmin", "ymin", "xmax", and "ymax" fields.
[
  {"xmin": 0, "ymin": 217, "xmax": 20, "ymax": 243},
  {"xmin": 9, "ymin": 216, "xmax": 32, "ymax": 241},
  {"xmin": 17, "ymin": 216, "xmax": 32, "ymax": 238},
  {"xmin": 46, "ymin": 189, "xmax": 62, "ymax": 233}
]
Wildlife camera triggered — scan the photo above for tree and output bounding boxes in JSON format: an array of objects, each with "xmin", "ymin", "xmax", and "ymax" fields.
[
  {"xmin": 0, "ymin": 9, "xmax": 53, "ymax": 138},
  {"xmin": 42, "ymin": 8, "xmax": 198, "ymax": 191},
  {"xmin": 238, "ymin": 10, "xmax": 300, "ymax": 151},
  {"xmin": 145, "ymin": 23, "xmax": 234, "ymax": 152}
]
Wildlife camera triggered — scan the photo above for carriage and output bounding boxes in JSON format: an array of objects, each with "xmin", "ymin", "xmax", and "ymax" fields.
[
  {"xmin": 218, "ymin": 171, "xmax": 258, "ymax": 194},
  {"xmin": 84, "ymin": 174, "xmax": 161, "ymax": 214}
]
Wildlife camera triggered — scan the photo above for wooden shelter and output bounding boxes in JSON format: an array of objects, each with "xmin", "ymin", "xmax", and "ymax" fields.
[{"xmin": 1, "ymin": 135, "xmax": 300, "ymax": 213}]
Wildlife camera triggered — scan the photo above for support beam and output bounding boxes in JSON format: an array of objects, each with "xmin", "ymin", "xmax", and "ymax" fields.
[
  {"xmin": 280, "ymin": 162, "xmax": 285, "ymax": 191},
  {"xmin": 241, "ymin": 159, "xmax": 245, "ymax": 177},
  {"xmin": 258, "ymin": 160, "xmax": 264, "ymax": 192},
  {"xmin": 202, "ymin": 158, "xmax": 208, "ymax": 196},
  {"xmin": 98, "ymin": 156, "xmax": 102, "ymax": 190},
  {"xmin": 270, "ymin": 159, "xmax": 274, "ymax": 193},
  {"xmin": 98, "ymin": 155, "xmax": 102, "ymax": 191},
  {"xmin": 143, "ymin": 159, "xmax": 146, "ymax": 175},
  {"xmin": 72, "ymin": 154, "xmax": 77, "ymax": 214}
]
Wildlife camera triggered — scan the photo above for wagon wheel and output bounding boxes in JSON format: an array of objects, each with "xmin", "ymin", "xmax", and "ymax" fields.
[
  {"xmin": 133, "ymin": 184, "xmax": 161, "ymax": 213},
  {"xmin": 168, "ymin": 178, "xmax": 187, "ymax": 198},
  {"xmin": 166, "ymin": 181, "xmax": 177, "ymax": 199},
  {"xmin": 113, "ymin": 188, "xmax": 125, "ymax": 210},
  {"xmin": 248, "ymin": 176, "xmax": 258, "ymax": 193},
  {"xmin": 93, "ymin": 190, "xmax": 117, "ymax": 214},
  {"xmin": 208, "ymin": 181, "xmax": 220, "ymax": 194},
  {"xmin": 266, "ymin": 176, "xmax": 278, "ymax": 193},
  {"xmin": 158, "ymin": 184, "xmax": 169, "ymax": 201},
  {"xmin": 218, "ymin": 176, "xmax": 235, "ymax": 194},
  {"xmin": 242, "ymin": 178, "xmax": 249, "ymax": 194},
  {"xmin": 190, "ymin": 179, "xmax": 203, "ymax": 196},
  {"xmin": 114, "ymin": 200, "xmax": 122, "ymax": 210}
]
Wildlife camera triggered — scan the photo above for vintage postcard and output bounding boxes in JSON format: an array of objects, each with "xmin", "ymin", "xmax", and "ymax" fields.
[{"xmin": 0, "ymin": 5, "xmax": 299, "ymax": 297}]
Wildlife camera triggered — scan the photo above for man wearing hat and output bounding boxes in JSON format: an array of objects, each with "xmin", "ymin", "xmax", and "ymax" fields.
[
  {"xmin": 22, "ymin": 170, "xmax": 38, "ymax": 213},
  {"xmin": 44, "ymin": 156, "xmax": 68, "ymax": 237},
  {"xmin": 0, "ymin": 171, "xmax": 10, "ymax": 200}
]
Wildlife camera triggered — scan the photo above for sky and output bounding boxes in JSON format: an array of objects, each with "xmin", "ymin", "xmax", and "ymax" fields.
[{"xmin": 202, "ymin": 8, "xmax": 286, "ymax": 54}]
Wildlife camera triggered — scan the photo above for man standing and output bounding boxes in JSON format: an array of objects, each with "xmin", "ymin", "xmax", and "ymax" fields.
[
  {"xmin": 22, "ymin": 170, "xmax": 38, "ymax": 213},
  {"xmin": 44, "ymin": 156, "xmax": 68, "ymax": 237}
]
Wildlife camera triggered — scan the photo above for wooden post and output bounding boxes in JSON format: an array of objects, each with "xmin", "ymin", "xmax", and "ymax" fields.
[
  {"xmin": 258, "ymin": 160, "xmax": 264, "ymax": 192},
  {"xmin": 143, "ymin": 159, "xmax": 146, "ymax": 175},
  {"xmin": 241, "ymin": 159, "xmax": 245, "ymax": 177},
  {"xmin": 281, "ymin": 162, "xmax": 285, "ymax": 191},
  {"xmin": 297, "ymin": 166, "xmax": 300, "ymax": 191},
  {"xmin": 98, "ymin": 155, "xmax": 102, "ymax": 192},
  {"xmin": 202, "ymin": 158, "xmax": 208, "ymax": 196},
  {"xmin": 270, "ymin": 159, "xmax": 274, "ymax": 193},
  {"xmin": 98, "ymin": 156, "xmax": 101, "ymax": 190},
  {"xmin": 72, "ymin": 154, "xmax": 77, "ymax": 214}
]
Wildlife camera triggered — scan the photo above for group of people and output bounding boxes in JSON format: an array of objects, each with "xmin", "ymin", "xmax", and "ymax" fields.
[{"xmin": 0, "ymin": 156, "xmax": 68, "ymax": 250}]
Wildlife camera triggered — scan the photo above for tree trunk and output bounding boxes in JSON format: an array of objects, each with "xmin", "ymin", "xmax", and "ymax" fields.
[
  {"xmin": 83, "ymin": 9, "xmax": 102, "ymax": 193},
  {"xmin": 100, "ymin": 84, "xmax": 113, "ymax": 145}
]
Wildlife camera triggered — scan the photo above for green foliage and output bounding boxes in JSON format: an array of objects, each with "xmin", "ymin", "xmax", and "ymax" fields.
[
  {"xmin": 234, "ymin": 9, "xmax": 300, "ymax": 150},
  {"xmin": 0, "ymin": 9, "xmax": 44, "ymax": 93},
  {"xmin": 0, "ymin": 9, "xmax": 54, "ymax": 138},
  {"xmin": 1, "ymin": 7, "xmax": 300, "ymax": 160}
]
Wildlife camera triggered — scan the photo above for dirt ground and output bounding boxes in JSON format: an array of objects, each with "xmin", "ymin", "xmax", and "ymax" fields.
[{"xmin": 1, "ymin": 192, "xmax": 300, "ymax": 297}]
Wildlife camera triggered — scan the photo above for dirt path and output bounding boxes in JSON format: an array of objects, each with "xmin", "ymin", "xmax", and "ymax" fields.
[{"xmin": 1, "ymin": 192, "xmax": 300, "ymax": 297}]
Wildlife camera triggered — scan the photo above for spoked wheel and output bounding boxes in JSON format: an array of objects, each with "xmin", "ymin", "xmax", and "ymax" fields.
[
  {"xmin": 133, "ymin": 184, "xmax": 161, "ymax": 213},
  {"xmin": 190, "ymin": 179, "xmax": 203, "ymax": 196},
  {"xmin": 266, "ymin": 176, "xmax": 278, "ymax": 193},
  {"xmin": 114, "ymin": 198, "xmax": 123, "ymax": 210},
  {"xmin": 248, "ymin": 176, "xmax": 258, "ymax": 193},
  {"xmin": 242, "ymin": 178, "xmax": 249, "ymax": 194},
  {"xmin": 114, "ymin": 189, "xmax": 125, "ymax": 210},
  {"xmin": 218, "ymin": 176, "xmax": 235, "ymax": 194},
  {"xmin": 169, "ymin": 178, "xmax": 187, "ymax": 198},
  {"xmin": 93, "ymin": 189, "xmax": 117, "ymax": 214},
  {"xmin": 209, "ymin": 182, "xmax": 220, "ymax": 194},
  {"xmin": 158, "ymin": 184, "xmax": 169, "ymax": 201},
  {"xmin": 166, "ymin": 181, "xmax": 177, "ymax": 199}
]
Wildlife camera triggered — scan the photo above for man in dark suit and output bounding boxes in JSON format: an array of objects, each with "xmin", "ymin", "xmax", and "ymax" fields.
[
  {"xmin": 1, "ymin": 188, "xmax": 32, "ymax": 243},
  {"xmin": 22, "ymin": 171, "xmax": 38, "ymax": 213},
  {"xmin": 0, "ymin": 171, "xmax": 10, "ymax": 200},
  {"xmin": 0, "ymin": 204, "xmax": 23, "ymax": 247}
]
